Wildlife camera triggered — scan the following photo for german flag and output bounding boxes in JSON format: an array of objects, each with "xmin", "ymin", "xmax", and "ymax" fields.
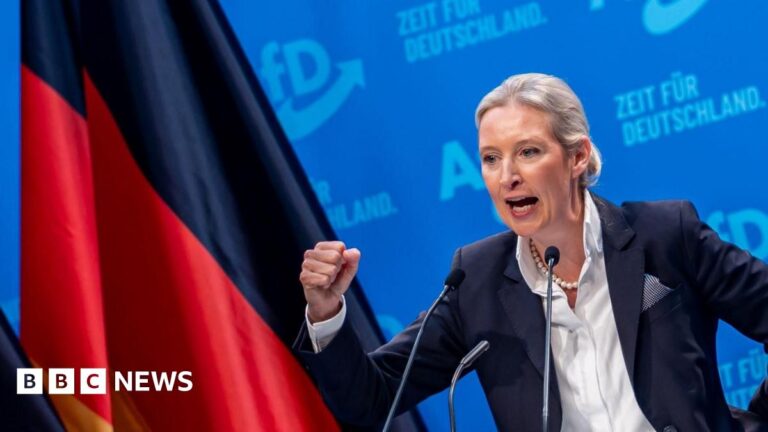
[
  {"xmin": 1, "ymin": 308, "xmax": 63, "ymax": 431},
  {"xmin": 21, "ymin": 0, "xmax": 391, "ymax": 430}
]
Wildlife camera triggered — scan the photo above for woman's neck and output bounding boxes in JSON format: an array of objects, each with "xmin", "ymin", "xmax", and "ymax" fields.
[{"xmin": 531, "ymin": 189, "xmax": 587, "ymax": 283}]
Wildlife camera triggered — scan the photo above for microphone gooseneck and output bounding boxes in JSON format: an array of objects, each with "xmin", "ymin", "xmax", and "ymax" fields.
[
  {"xmin": 449, "ymin": 340, "xmax": 490, "ymax": 432},
  {"xmin": 542, "ymin": 246, "xmax": 560, "ymax": 432},
  {"xmin": 382, "ymin": 268, "xmax": 466, "ymax": 432}
]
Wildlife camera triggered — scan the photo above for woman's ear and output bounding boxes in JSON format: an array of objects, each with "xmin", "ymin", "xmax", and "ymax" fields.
[{"xmin": 571, "ymin": 136, "xmax": 592, "ymax": 179}]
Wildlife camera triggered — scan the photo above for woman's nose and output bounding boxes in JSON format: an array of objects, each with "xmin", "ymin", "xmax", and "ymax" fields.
[{"xmin": 500, "ymin": 162, "xmax": 521, "ymax": 189}]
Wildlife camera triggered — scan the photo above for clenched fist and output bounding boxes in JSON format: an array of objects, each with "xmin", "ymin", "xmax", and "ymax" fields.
[{"xmin": 300, "ymin": 241, "xmax": 361, "ymax": 323}]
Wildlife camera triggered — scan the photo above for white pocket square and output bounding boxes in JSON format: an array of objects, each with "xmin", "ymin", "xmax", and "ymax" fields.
[{"xmin": 642, "ymin": 274, "xmax": 674, "ymax": 312}]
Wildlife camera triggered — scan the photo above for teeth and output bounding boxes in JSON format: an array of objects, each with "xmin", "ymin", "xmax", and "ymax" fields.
[{"xmin": 511, "ymin": 204, "xmax": 533, "ymax": 214}]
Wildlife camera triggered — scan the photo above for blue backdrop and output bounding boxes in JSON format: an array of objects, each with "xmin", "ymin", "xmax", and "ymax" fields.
[
  {"xmin": 0, "ymin": 1, "xmax": 19, "ymax": 335},
  {"xmin": 3, "ymin": 1, "xmax": 768, "ymax": 430},
  {"xmin": 219, "ymin": 0, "xmax": 768, "ymax": 429}
]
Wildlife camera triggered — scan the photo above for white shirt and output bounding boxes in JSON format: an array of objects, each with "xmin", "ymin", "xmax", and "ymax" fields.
[
  {"xmin": 305, "ymin": 295, "xmax": 346, "ymax": 352},
  {"xmin": 516, "ymin": 192, "xmax": 653, "ymax": 431},
  {"xmin": 306, "ymin": 193, "xmax": 654, "ymax": 431}
]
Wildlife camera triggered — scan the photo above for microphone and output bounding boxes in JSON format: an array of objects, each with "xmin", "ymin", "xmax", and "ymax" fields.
[
  {"xmin": 444, "ymin": 268, "xmax": 466, "ymax": 290},
  {"xmin": 544, "ymin": 247, "xmax": 559, "ymax": 267},
  {"xmin": 382, "ymin": 268, "xmax": 466, "ymax": 432},
  {"xmin": 542, "ymin": 246, "xmax": 559, "ymax": 432},
  {"xmin": 449, "ymin": 340, "xmax": 490, "ymax": 432}
]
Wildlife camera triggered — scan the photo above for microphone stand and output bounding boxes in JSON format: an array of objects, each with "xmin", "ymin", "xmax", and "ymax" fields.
[
  {"xmin": 542, "ymin": 246, "xmax": 559, "ymax": 432},
  {"xmin": 542, "ymin": 261, "xmax": 553, "ymax": 432},
  {"xmin": 381, "ymin": 269, "xmax": 465, "ymax": 432},
  {"xmin": 449, "ymin": 340, "xmax": 490, "ymax": 432}
]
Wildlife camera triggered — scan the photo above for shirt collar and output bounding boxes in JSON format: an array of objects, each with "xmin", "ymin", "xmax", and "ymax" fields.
[
  {"xmin": 584, "ymin": 190, "xmax": 604, "ymax": 256},
  {"xmin": 515, "ymin": 190, "xmax": 604, "ymax": 293}
]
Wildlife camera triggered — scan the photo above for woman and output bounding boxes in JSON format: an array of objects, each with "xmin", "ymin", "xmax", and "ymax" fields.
[{"xmin": 297, "ymin": 74, "xmax": 768, "ymax": 431}]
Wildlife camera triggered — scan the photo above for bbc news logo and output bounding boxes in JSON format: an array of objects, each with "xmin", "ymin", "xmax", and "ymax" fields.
[{"xmin": 17, "ymin": 368, "xmax": 193, "ymax": 394}]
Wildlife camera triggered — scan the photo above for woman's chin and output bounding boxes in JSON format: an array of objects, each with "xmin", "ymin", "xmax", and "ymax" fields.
[{"xmin": 504, "ymin": 220, "xmax": 538, "ymax": 238}]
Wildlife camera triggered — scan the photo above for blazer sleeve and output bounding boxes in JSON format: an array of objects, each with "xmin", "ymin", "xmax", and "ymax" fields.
[
  {"xmin": 680, "ymin": 201, "xmax": 768, "ymax": 419},
  {"xmin": 292, "ymin": 249, "xmax": 468, "ymax": 426}
]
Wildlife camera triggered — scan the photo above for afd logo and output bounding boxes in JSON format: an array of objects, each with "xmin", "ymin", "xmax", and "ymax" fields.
[
  {"xmin": 707, "ymin": 209, "xmax": 768, "ymax": 260},
  {"xmin": 591, "ymin": 0, "xmax": 709, "ymax": 35},
  {"xmin": 259, "ymin": 39, "xmax": 365, "ymax": 141}
]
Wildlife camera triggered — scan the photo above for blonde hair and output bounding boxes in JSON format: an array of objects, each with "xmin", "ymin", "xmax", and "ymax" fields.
[{"xmin": 475, "ymin": 73, "xmax": 602, "ymax": 188}]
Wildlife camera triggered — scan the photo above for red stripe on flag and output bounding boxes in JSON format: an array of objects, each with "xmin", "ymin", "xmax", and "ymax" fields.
[
  {"xmin": 20, "ymin": 65, "xmax": 113, "ymax": 425},
  {"xmin": 83, "ymin": 72, "xmax": 340, "ymax": 430}
]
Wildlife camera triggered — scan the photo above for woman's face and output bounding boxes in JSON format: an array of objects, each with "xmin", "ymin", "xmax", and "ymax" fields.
[{"xmin": 478, "ymin": 103, "xmax": 587, "ymax": 239}]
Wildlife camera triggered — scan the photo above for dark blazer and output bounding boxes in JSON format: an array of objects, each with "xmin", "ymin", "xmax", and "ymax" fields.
[{"xmin": 295, "ymin": 198, "xmax": 768, "ymax": 431}]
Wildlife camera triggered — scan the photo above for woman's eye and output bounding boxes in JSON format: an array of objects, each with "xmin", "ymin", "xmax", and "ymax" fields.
[
  {"xmin": 520, "ymin": 148, "xmax": 539, "ymax": 158},
  {"xmin": 482, "ymin": 154, "xmax": 499, "ymax": 164}
]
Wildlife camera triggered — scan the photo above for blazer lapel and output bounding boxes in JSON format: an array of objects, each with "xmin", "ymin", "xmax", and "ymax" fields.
[
  {"xmin": 498, "ymin": 259, "xmax": 548, "ymax": 376},
  {"xmin": 594, "ymin": 196, "xmax": 645, "ymax": 383},
  {"xmin": 498, "ymin": 243, "xmax": 560, "ymax": 406}
]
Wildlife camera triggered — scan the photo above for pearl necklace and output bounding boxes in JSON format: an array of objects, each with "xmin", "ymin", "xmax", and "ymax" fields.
[{"xmin": 529, "ymin": 238, "xmax": 578, "ymax": 289}]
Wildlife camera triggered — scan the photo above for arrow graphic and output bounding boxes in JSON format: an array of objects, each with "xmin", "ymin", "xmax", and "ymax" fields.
[
  {"xmin": 643, "ymin": 0, "xmax": 709, "ymax": 35},
  {"xmin": 277, "ymin": 59, "xmax": 365, "ymax": 141}
]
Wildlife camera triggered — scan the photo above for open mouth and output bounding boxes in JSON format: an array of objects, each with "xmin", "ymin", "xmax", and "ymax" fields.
[{"xmin": 505, "ymin": 196, "xmax": 539, "ymax": 215}]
